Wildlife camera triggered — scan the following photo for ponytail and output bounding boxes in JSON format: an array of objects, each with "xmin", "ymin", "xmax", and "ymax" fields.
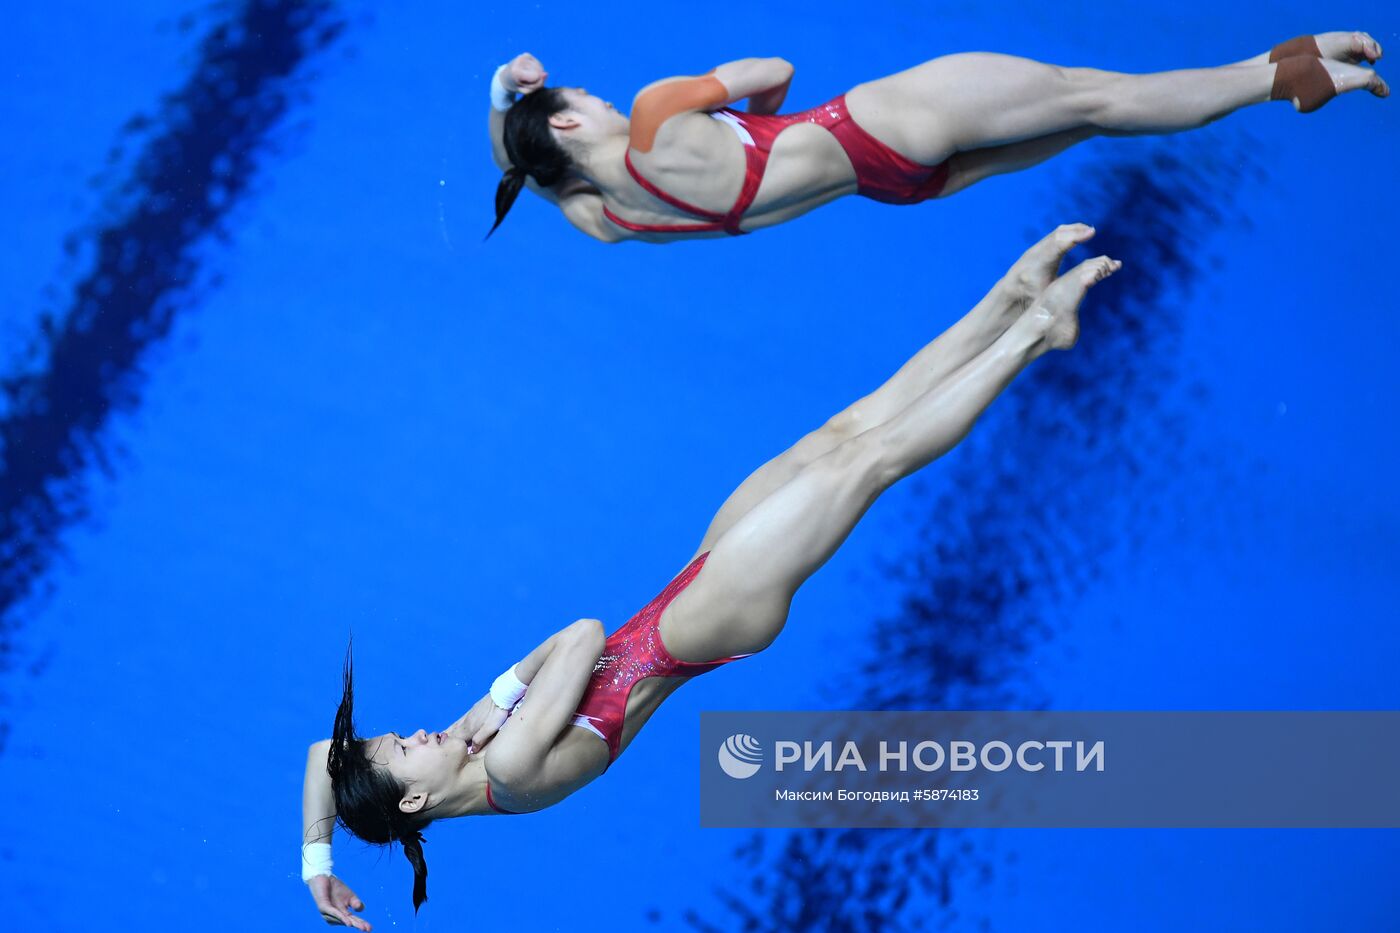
[
  {"xmin": 486, "ymin": 167, "xmax": 529, "ymax": 240},
  {"xmin": 401, "ymin": 828, "xmax": 429, "ymax": 911}
]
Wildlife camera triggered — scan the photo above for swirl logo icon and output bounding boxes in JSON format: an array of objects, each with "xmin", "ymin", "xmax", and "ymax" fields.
[{"xmin": 718, "ymin": 733, "xmax": 764, "ymax": 779}]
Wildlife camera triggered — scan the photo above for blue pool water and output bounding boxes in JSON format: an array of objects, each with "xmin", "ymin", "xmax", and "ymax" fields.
[{"xmin": 2, "ymin": 2, "xmax": 1397, "ymax": 930}]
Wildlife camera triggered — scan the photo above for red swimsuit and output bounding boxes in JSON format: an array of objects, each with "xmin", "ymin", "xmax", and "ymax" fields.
[
  {"xmin": 600, "ymin": 95, "xmax": 952, "ymax": 236},
  {"xmin": 486, "ymin": 551, "xmax": 753, "ymax": 814}
]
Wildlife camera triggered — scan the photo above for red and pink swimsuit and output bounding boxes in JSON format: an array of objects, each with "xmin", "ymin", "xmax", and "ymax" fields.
[
  {"xmin": 486, "ymin": 551, "xmax": 753, "ymax": 814},
  {"xmin": 601, "ymin": 95, "xmax": 952, "ymax": 237}
]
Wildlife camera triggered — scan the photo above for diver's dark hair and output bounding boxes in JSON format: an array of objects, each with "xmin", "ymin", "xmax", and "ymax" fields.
[
  {"xmin": 487, "ymin": 87, "xmax": 574, "ymax": 239},
  {"xmin": 327, "ymin": 642, "xmax": 431, "ymax": 912}
]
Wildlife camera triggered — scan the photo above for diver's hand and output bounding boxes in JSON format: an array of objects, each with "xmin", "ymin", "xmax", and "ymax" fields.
[
  {"xmin": 308, "ymin": 875, "xmax": 371, "ymax": 931},
  {"xmin": 506, "ymin": 53, "xmax": 547, "ymax": 94},
  {"xmin": 445, "ymin": 694, "xmax": 511, "ymax": 753}
]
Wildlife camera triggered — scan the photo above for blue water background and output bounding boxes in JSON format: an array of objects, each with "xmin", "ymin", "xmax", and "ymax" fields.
[{"xmin": 2, "ymin": 1, "xmax": 1397, "ymax": 930}]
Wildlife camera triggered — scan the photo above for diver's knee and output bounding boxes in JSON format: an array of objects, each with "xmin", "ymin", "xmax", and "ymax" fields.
[{"xmin": 821, "ymin": 407, "xmax": 867, "ymax": 443}]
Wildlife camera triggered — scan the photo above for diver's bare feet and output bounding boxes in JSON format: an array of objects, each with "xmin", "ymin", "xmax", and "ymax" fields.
[
  {"xmin": 1313, "ymin": 31, "xmax": 1383, "ymax": 65},
  {"xmin": 1273, "ymin": 56, "xmax": 1390, "ymax": 112},
  {"xmin": 1031, "ymin": 255, "xmax": 1122, "ymax": 351},
  {"xmin": 999, "ymin": 223, "xmax": 1097, "ymax": 313},
  {"xmin": 1315, "ymin": 58, "xmax": 1391, "ymax": 104}
]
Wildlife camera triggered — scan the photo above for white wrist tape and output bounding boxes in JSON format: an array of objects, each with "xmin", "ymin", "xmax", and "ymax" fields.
[
  {"xmin": 301, "ymin": 842, "xmax": 334, "ymax": 882},
  {"xmin": 490, "ymin": 64, "xmax": 517, "ymax": 112},
  {"xmin": 490, "ymin": 663, "xmax": 528, "ymax": 710}
]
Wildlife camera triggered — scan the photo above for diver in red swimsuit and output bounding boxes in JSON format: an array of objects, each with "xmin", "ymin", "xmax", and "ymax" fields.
[
  {"xmin": 301, "ymin": 222, "xmax": 1124, "ymax": 928},
  {"xmin": 484, "ymin": 34, "xmax": 1386, "ymax": 243},
  {"xmin": 602, "ymin": 96, "xmax": 952, "ymax": 237},
  {"xmin": 484, "ymin": 550, "xmax": 748, "ymax": 814}
]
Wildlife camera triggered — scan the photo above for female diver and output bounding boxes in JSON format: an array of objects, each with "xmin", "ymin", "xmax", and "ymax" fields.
[
  {"xmin": 486, "ymin": 32, "xmax": 1386, "ymax": 241},
  {"xmin": 301, "ymin": 224, "xmax": 1120, "ymax": 928}
]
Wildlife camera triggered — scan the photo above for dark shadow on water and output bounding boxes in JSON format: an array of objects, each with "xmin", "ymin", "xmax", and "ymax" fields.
[
  {"xmin": 0, "ymin": 1, "xmax": 346, "ymax": 735},
  {"xmin": 665, "ymin": 134, "xmax": 1263, "ymax": 931}
]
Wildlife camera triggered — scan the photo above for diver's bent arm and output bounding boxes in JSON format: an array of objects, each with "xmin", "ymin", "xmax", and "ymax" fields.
[
  {"xmin": 303, "ymin": 739, "xmax": 336, "ymax": 847},
  {"xmin": 715, "ymin": 57, "xmax": 794, "ymax": 111},
  {"xmin": 487, "ymin": 619, "xmax": 605, "ymax": 777},
  {"xmin": 634, "ymin": 58, "xmax": 793, "ymax": 109},
  {"xmin": 732, "ymin": 58, "xmax": 794, "ymax": 114},
  {"xmin": 509, "ymin": 627, "xmax": 556, "ymax": 684},
  {"xmin": 631, "ymin": 57, "xmax": 794, "ymax": 122}
]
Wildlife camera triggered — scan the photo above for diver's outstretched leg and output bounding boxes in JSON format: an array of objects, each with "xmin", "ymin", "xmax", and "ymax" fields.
[
  {"xmin": 664, "ymin": 256, "xmax": 1122, "ymax": 662},
  {"xmin": 849, "ymin": 43, "xmax": 1388, "ymax": 167},
  {"xmin": 694, "ymin": 223, "xmax": 1095, "ymax": 553},
  {"xmin": 937, "ymin": 31, "xmax": 1387, "ymax": 196}
]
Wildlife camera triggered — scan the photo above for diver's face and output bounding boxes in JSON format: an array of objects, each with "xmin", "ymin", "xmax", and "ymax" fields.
[
  {"xmin": 366, "ymin": 728, "xmax": 471, "ymax": 810},
  {"xmin": 558, "ymin": 86, "xmax": 628, "ymax": 134}
]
